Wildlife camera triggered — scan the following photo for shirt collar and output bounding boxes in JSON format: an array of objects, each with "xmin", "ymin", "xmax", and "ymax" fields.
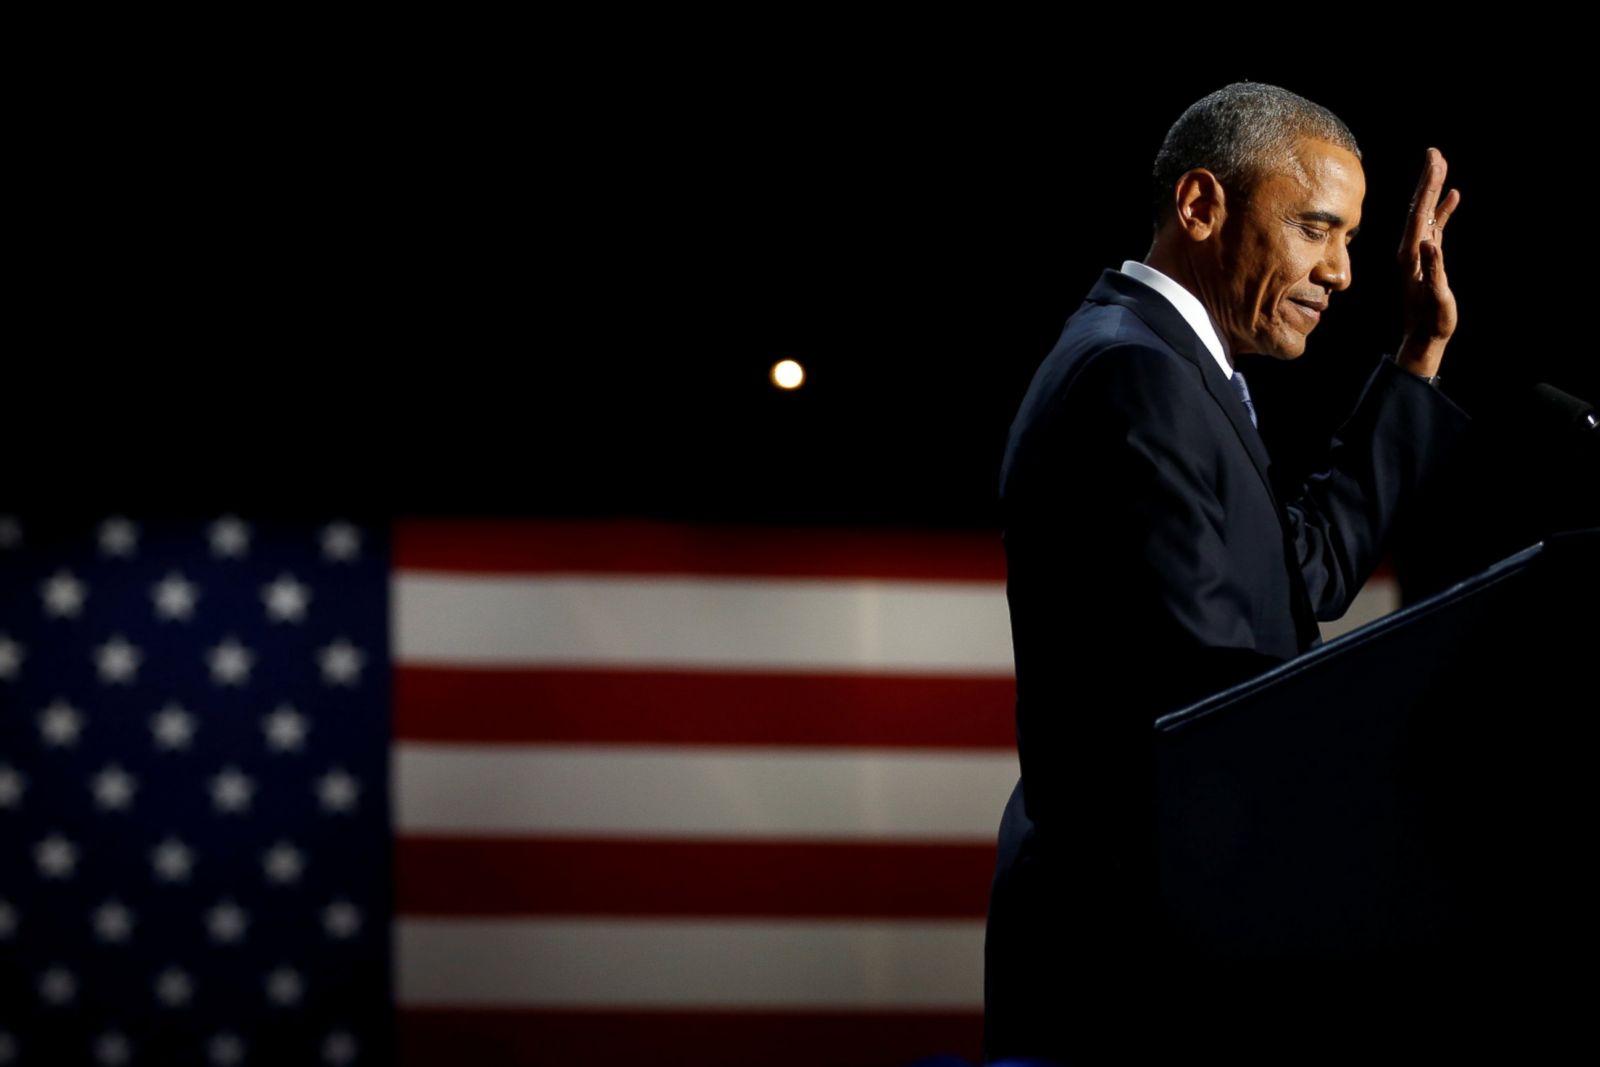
[{"xmin": 1118, "ymin": 259, "xmax": 1234, "ymax": 379}]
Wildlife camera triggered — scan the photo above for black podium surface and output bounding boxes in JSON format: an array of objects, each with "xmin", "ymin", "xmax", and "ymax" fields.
[{"xmin": 1148, "ymin": 528, "xmax": 1597, "ymax": 1055}]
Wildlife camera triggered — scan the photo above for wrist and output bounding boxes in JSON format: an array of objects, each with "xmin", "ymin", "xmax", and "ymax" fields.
[{"xmin": 1395, "ymin": 336, "xmax": 1447, "ymax": 379}]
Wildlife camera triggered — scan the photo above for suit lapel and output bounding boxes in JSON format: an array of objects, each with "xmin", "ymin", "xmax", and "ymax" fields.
[
  {"xmin": 1085, "ymin": 268, "xmax": 1323, "ymax": 653},
  {"xmin": 1085, "ymin": 269, "xmax": 1277, "ymax": 500}
]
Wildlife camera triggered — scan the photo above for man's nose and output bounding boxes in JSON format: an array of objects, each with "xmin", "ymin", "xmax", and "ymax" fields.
[{"xmin": 1314, "ymin": 241, "xmax": 1353, "ymax": 292}]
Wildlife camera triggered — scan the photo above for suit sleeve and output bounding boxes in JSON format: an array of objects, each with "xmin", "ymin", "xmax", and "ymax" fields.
[{"xmin": 1278, "ymin": 356, "xmax": 1473, "ymax": 621}]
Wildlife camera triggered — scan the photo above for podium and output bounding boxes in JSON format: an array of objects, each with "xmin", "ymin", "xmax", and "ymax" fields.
[{"xmin": 1150, "ymin": 528, "xmax": 1598, "ymax": 1052}]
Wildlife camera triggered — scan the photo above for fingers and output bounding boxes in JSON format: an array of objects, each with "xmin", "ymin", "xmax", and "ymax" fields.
[
  {"xmin": 1409, "ymin": 155, "xmax": 1440, "ymax": 217},
  {"xmin": 1409, "ymin": 147, "xmax": 1447, "ymax": 221},
  {"xmin": 1419, "ymin": 240, "xmax": 1457, "ymax": 337},
  {"xmin": 1400, "ymin": 148, "xmax": 1456, "ymax": 264},
  {"xmin": 1421, "ymin": 239, "xmax": 1444, "ymax": 284},
  {"xmin": 1433, "ymin": 187, "xmax": 1461, "ymax": 235}
]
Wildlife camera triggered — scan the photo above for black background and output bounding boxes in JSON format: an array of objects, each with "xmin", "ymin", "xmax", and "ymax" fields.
[{"xmin": 15, "ymin": 45, "xmax": 1593, "ymax": 526}]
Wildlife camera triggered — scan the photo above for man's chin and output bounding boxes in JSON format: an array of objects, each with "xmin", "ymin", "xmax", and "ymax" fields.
[
  {"xmin": 1244, "ymin": 344, "xmax": 1308, "ymax": 361},
  {"xmin": 1261, "ymin": 335, "xmax": 1310, "ymax": 360}
]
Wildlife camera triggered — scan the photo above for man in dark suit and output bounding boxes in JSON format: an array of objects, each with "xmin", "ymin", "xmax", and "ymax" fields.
[{"xmin": 982, "ymin": 83, "xmax": 1472, "ymax": 1062}]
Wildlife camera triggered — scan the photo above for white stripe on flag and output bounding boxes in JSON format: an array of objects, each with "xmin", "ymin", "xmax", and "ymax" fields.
[
  {"xmin": 393, "ymin": 573, "xmax": 1014, "ymax": 673},
  {"xmin": 396, "ymin": 918, "xmax": 985, "ymax": 1008},
  {"xmin": 394, "ymin": 743, "xmax": 1019, "ymax": 839}
]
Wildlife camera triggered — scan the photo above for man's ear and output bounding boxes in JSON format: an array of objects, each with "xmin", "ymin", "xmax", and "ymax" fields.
[{"xmin": 1172, "ymin": 168, "xmax": 1226, "ymax": 241}]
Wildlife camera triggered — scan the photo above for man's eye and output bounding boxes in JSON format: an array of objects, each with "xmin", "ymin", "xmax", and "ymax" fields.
[{"xmin": 1299, "ymin": 225, "xmax": 1328, "ymax": 240}]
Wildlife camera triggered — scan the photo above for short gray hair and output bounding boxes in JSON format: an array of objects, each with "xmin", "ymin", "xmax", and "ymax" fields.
[{"xmin": 1151, "ymin": 81, "xmax": 1361, "ymax": 231}]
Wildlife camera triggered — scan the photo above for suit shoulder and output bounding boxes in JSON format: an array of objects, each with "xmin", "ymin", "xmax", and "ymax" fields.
[
  {"xmin": 1015, "ymin": 330, "xmax": 1201, "ymax": 433},
  {"xmin": 1055, "ymin": 296, "xmax": 1171, "ymax": 354},
  {"xmin": 1075, "ymin": 339, "xmax": 1206, "ymax": 401}
]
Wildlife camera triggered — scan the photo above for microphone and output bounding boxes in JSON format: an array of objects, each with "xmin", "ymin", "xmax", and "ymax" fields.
[
  {"xmin": 1393, "ymin": 382, "xmax": 1597, "ymax": 602},
  {"xmin": 1510, "ymin": 382, "xmax": 1599, "ymax": 451}
]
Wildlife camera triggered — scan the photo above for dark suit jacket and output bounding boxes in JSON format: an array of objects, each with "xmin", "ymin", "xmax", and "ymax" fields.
[{"xmin": 982, "ymin": 268, "xmax": 1473, "ymax": 1062}]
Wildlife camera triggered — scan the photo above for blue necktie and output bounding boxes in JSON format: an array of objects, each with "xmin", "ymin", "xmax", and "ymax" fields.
[{"xmin": 1230, "ymin": 370, "xmax": 1258, "ymax": 430}]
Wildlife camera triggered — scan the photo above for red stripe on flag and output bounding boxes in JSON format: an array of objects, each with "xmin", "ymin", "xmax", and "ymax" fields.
[
  {"xmin": 395, "ymin": 837, "xmax": 996, "ymax": 919},
  {"xmin": 398, "ymin": 1008, "xmax": 984, "ymax": 1067},
  {"xmin": 394, "ymin": 667, "xmax": 1017, "ymax": 748},
  {"xmin": 394, "ymin": 518, "xmax": 1006, "ymax": 580}
]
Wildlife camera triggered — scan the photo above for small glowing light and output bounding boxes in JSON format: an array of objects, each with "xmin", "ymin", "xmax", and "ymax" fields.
[{"xmin": 770, "ymin": 359, "xmax": 805, "ymax": 390}]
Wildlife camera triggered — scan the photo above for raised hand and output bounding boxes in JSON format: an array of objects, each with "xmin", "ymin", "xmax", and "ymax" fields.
[{"xmin": 1397, "ymin": 147, "xmax": 1461, "ymax": 376}]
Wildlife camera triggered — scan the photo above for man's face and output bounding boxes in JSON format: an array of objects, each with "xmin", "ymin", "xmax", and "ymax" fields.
[{"xmin": 1213, "ymin": 138, "xmax": 1366, "ymax": 359}]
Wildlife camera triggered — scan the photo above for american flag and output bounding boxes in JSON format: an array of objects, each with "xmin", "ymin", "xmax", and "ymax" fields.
[
  {"xmin": 0, "ymin": 513, "xmax": 389, "ymax": 1066},
  {"xmin": 0, "ymin": 514, "xmax": 1396, "ymax": 1066}
]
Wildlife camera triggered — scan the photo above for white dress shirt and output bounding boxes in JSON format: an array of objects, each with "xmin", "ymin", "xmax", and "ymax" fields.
[{"xmin": 1119, "ymin": 259, "xmax": 1234, "ymax": 380}]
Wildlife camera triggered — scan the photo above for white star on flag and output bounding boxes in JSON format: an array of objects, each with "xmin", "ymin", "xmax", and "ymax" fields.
[
  {"xmin": 321, "ymin": 900, "xmax": 362, "ymax": 940},
  {"xmin": 151, "ymin": 570, "xmax": 200, "ymax": 621},
  {"xmin": 209, "ymin": 767, "xmax": 255, "ymax": 813},
  {"xmin": 98, "ymin": 516, "xmax": 139, "ymax": 558},
  {"xmin": 315, "ymin": 769, "xmax": 359, "ymax": 813},
  {"xmin": 38, "ymin": 699, "xmax": 85, "ymax": 747},
  {"xmin": 94, "ymin": 1031, "xmax": 132, "ymax": 1066},
  {"xmin": 316, "ymin": 638, "xmax": 364, "ymax": 686},
  {"xmin": 263, "ymin": 842, "xmax": 305, "ymax": 884},
  {"xmin": 92, "ymin": 900, "xmax": 135, "ymax": 943},
  {"xmin": 321, "ymin": 1030, "xmax": 358, "ymax": 1065},
  {"xmin": 151, "ymin": 837, "xmax": 195, "ymax": 883},
  {"xmin": 262, "ymin": 572, "xmax": 311, "ymax": 623},
  {"xmin": 0, "ymin": 766, "xmax": 25, "ymax": 809},
  {"xmin": 262, "ymin": 704, "xmax": 309, "ymax": 752},
  {"xmin": 41, "ymin": 569, "xmax": 88, "ymax": 618},
  {"xmin": 207, "ymin": 515, "xmax": 251, "ymax": 558},
  {"xmin": 207, "ymin": 1032, "xmax": 245, "ymax": 1066},
  {"xmin": 94, "ymin": 634, "xmax": 143, "ymax": 684},
  {"xmin": 206, "ymin": 636, "xmax": 254, "ymax": 686},
  {"xmin": 205, "ymin": 899, "xmax": 249, "ymax": 944},
  {"xmin": 91, "ymin": 765, "xmax": 138, "ymax": 811},
  {"xmin": 265, "ymin": 966, "xmax": 304, "ymax": 1006},
  {"xmin": 0, "ymin": 634, "xmax": 23, "ymax": 679},
  {"xmin": 38, "ymin": 966, "xmax": 76, "ymax": 1005},
  {"xmin": 319, "ymin": 521, "xmax": 361, "ymax": 562},
  {"xmin": 150, "ymin": 703, "xmax": 197, "ymax": 750},
  {"xmin": 35, "ymin": 834, "xmax": 78, "ymax": 879},
  {"xmin": 155, "ymin": 966, "xmax": 194, "ymax": 1007}
]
